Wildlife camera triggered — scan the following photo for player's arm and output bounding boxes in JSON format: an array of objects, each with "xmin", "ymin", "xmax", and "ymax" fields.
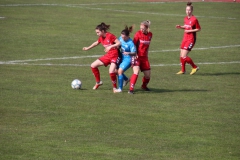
[
  {"xmin": 123, "ymin": 43, "xmax": 136, "ymax": 56},
  {"xmin": 185, "ymin": 20, "xmax": 201, "ymax": 33},
  {"xmin": 104, "ymin": 39, "xmax": 121, "ymax": 53},
  {"xmin": 123, "ymin": 51, "xmax": 136, "ymax": 56},
  {"xmin": 176, "ymin": 25, "xmax": 185, "ymax": 29},
  {"xmin": 83, "ymin": 41, "xmax": 99, "ymax": 51},
  {"xmin": 133, "ymin": 33, "xmax": 139, "ymax": 46},
  {"xmin": 133, "ymin": 33, "xmax": 139, "ymax": 56},
  {"xmin": 184, "ymin": 28, "xmax": 201, "ymax": 33}
]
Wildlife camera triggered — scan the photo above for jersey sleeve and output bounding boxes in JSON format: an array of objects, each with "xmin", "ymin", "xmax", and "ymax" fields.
[{"xmin": 195, "ymin": 19, "xmax": 201, "ymax": 30}]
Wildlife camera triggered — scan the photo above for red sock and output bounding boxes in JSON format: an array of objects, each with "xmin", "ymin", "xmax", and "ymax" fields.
[
  {"xmin": 109, "ymin": 73, "xmax": 117, "ymax": 88},
  {"xmin": 181, "ymin": 57, "xmax": 186, "ymax": 72},
  {"xmin": 91, "ymin": 67, "xmax": 100, "ymax": 82},
  {"xmin": 129, "ymin": 74, "xmax": 138, "ymax": 91},
  {"xmin": 185, "ymin": 56, "xmax": 197, "ymax": 68},
  {"xmin": 142, "ymin": 77, "xmax": 150, "ymax": 88}
]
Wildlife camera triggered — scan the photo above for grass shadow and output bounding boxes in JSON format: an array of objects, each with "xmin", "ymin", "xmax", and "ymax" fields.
[
  {"xmin": 198, "ymin": 72, "xmax": 240, "ymax": 76},
  {"xmin": 134, "ymin": 88, "xmax": 208, "ymax": 93}
]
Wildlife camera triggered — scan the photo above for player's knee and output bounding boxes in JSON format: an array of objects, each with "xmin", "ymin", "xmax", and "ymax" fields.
[
  {"xmin": 90, "ymin": 63, "xmax": 96, "ymax": 68},
  {"xmin": 118, "ymin": 70, "xmax": 123, "ymax": 75}
]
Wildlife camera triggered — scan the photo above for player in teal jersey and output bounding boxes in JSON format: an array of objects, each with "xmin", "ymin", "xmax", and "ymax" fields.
[{"xmin": 114, "ymin": 26, "xmax": 136, "ymax": 93}]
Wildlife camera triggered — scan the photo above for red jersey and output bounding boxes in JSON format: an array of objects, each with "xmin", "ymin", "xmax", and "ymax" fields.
[
  {"xmin": 133, "ymin": 30, "xmax": 153, "ymax": 57},
  {"xmin": 183, "ymin": 15, "xmax": 201, "ymax": 42},
  {"xmin": 98, "ymin": 32, "xmax": 118, "ymax": 57}
]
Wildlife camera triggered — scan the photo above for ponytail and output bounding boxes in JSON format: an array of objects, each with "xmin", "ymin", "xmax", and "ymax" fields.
[{"xmin": 121, "ymin": 25, "xmax": 134, "ymax": 36}]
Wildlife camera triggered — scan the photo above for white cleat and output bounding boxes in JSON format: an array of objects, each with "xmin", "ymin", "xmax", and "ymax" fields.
[
  {"xmin": 113, "ymin": 88, "xmax": 122, "ymax": 93},
  {"xmin": 93, "ymin": 81, "xmax": 103, "ymax": 90}
]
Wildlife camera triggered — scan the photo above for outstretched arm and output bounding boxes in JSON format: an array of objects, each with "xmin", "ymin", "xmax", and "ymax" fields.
[
  {"xmin": 176, "ymin": 25, "xmax": 185, "ymax": 29},
  {"xmin": 83, "ymin": 41, "xmax": 99, "ymax": 51}
]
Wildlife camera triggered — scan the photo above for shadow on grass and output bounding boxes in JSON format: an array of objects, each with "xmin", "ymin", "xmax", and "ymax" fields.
[
  {"xmin": 134, "ymin": 88, "xmax": 208, "ymax": 93},
  {"xmin": 198, "ymin": 72, "xmax": 240, "ymax": 76}
]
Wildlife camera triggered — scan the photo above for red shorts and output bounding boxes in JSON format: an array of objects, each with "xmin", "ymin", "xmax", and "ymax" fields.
[
  {"xmin": 133, "ymin": 56, "xmax": 151, "ymax": 72},
  {"xmin": 99, "ymin": 51, "xmax": 120, "ymax": 67},
  {"xmin": 180, "ymin": 40, "xmax": 195, "ymax": 51}
]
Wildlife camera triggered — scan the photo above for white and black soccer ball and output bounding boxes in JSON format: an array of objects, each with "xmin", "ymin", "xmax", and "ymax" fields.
[{"xmin": 71, "ymin": 79, "xmax": 82, "ymax": 89}]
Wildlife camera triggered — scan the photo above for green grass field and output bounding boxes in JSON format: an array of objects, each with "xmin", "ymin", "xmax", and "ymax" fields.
[{"xmin": 0, "ymin": 1, "xmax": 240, "ymax": 159}]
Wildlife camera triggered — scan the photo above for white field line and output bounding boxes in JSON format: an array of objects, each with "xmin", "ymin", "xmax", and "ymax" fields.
[
  {"xmin": 1, "ymin": 61, "xmax": 240, "ymax": 67},
  {"xmin": 2, "ymin": 55, "xmax": 100, "ymax": 63},
  {"xmin": 0, "ymin": 44, "xmax": 239, "ymax": 65},
  {"xmin": 149, "ymin": 44, "xmax": 240, "ymax": 52},
  {"xmin": 65, "ymin": 5, "xmax": 237, "ymax": 19},
  {"xmin": 0, "ymin": 3, "xmax": 237, "ymax": 19},
  {"xmin": 151, "ymin": 61, "xmax": 240, "ymax": 67}
]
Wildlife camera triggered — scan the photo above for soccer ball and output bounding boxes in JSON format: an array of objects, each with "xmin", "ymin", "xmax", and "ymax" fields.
[{"xmin": 71, "ymin": 79, "xmax": 82, "ymax": 89}]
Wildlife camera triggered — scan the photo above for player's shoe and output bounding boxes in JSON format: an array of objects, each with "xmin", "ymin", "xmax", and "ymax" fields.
[
  {"xmin": 190, "ymin": 67, "xmax": 199, "ymax": 75},
  {"xmin": 112, "ymin": 88, "xmax": 117, "ymax": 93},
  {"xmin": 128, "ymin": 90, "xmax": 134, "ymax": 94},
  {"xmin": 176, "ymin": 71, "xmax": 185, "ymax": 75},
  {"xmin": 123, "ymin": 79, "xmax": 130, "ymax": 87},
  {"xmin": 141, "ymin": 86, "xmax": 150, "ymax": 91},
  {"xmin": 114, "ymin": 88, "xmax": 122, "ymax": 93},
  {"xmin": 93, "ymin": 81, "xmax": 103, "ymax": 90}
]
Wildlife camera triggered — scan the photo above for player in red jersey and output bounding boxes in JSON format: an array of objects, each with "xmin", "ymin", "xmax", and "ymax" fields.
[
  {"xmin": 83, "ymin": 22, "xmax": 121, "ymax": 92},
  {"xmin": 176, "ymin": 2, "xmax": 201, "ymax": 75},
  {"xmin": 128, "ymin": 20, "xmax": 153, "ymax": 94}
]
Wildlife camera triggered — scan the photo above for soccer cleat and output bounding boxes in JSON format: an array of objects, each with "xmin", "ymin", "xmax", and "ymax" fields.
[
  {"xmin": 114, "ymin": 88, "xmax": 122, "ymax": 93},
  {"xmin": 123, "ymin": 79, "xmax": 130, "ymax": 87},
  {"xmin": 141, "ymin": 86, "xmax": 150, "ymax": 91},
  {"xmin": 190, "ymin": 67, "xmax": 199, "ymax": 75},
  {"xmin": 176, "ymin": 71, "xmax": 185, "ymax": 75},
  {"xmin": 128, "ymin": 90, "xmax": 134, "ymax": 94},
  {"xmin": 93, "ymin": 81, "xmax": 103, "ymax": 90},
  {"xmin": 112, "ymin": 88, "xmax": 117, "ymax": 93}
]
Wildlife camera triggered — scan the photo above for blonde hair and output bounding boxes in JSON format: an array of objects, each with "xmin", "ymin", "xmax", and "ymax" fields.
[{"xmin": 141, "ymin": 20, "xmax": 151, "ymax": 32}]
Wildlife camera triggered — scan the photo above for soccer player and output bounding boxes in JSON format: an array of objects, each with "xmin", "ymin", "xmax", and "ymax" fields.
[
  {"xmin": 83, "ymin": 22, "xmax": 121, "ymax": 92},
  {"xmin": 128, "ymin": 20, "xmax": 153, "ymax": 94},
  {"xmin": 114, "ymin": 25, "xmax": 136, "ymax": 93},
  {"xmin": 176, "ymin": 2, "xmax": 201, "ymax": 75}
]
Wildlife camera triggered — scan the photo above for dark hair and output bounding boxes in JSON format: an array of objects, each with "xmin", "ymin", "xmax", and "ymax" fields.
[
  {"xmin": 187, "ymin": 2, "xmax": 193, "ymax": 10},
  {"xmin": 95, "ymin": 22, "xmax": 110, "ymax": 32},
  {"xmin": 121, "ymin": 25, "xmax": 134, "ymax": 36}
]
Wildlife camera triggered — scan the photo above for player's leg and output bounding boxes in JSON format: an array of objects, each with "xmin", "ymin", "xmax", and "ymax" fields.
[
  {"xmin": 177, "ymin": 49, "xmax": 188, "ymax": 74},
  {"xmin": 115, "ymin": 60, "xmax": 131, "ymax": 93},
  {"xmin": 185, "ymin": 47, "xmax": 199, "ymax": 75},
  {"xmin": 91, "ymin": 59, "xmax": 104, "ymax": 89},
  {"xmin": 122, "ymin": 73, "xmax": 130, "ymax": 87},
  {"xmin": 129, "ymin": 65, "xmax": 140, "ymax": 94},
  {"xmin": 140, "ymin": 58, "xmax": 151, "ymax": 91},
  {"xmin": 183, "ymin": 42, "xmax": 199, "ymax": 75},
  {"xmin": 109, "ymin": 62, "xmax": 118, "ymax": 91},
  {"xmin": 115, "ymin": 68, "xmax": 124, "ymax": 93},
  {"xmin": 141, "ymin": 69, "xmax": 151, "ymax": 91}
]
